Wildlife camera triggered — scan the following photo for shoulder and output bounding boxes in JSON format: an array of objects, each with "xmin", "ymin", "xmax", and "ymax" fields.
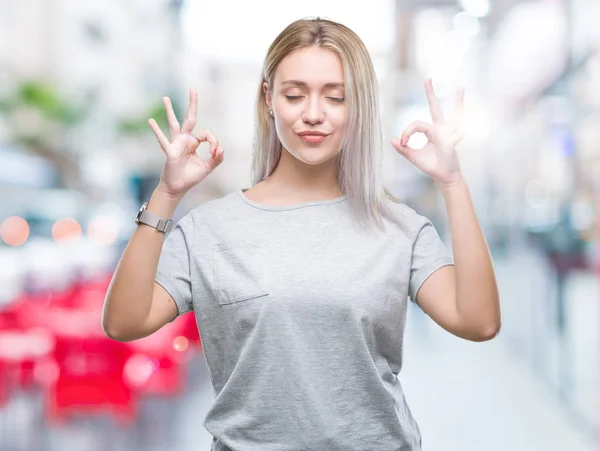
[
  {"xmin": 167, "ymin": 191, "xmax": 242, "ymax": 246},
  {"xmin": 179, "ymin": 190, "xmax": 244, "ymax": 228},
  {"xmin": 383, "ymin": 196, "xmax": 432, "ymax": 235}
]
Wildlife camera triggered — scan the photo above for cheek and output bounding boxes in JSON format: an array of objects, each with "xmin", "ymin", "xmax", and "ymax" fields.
[
  {"xmin": 273, "ymin": 106, "xmax": 297, "ymax": 128},
  {"xmin": 331, "ymin": 109, "xmax": 348, "ymax": 133},
  {"xmin": 329, "ymin": 103, "xmax": 348, "ymax": 123},
  {"xmin": 274, "ymin": 115, "xmax": 296, "ymax": 140}
]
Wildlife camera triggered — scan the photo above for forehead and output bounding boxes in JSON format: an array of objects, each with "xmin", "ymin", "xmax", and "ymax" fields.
[{"xmin": 274, "ymin": 46, "xmax": 344, "ymax": 87}]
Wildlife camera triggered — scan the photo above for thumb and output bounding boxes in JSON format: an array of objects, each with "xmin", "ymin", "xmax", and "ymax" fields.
[{"xmin": 391, "ymin": 138, "xmax": 415, "ymax": 160}]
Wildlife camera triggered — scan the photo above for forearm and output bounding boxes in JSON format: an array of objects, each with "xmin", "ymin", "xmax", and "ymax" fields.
[
  {"xmin": 439, "ymin": 177, "xmax": 501, "ymax": 336},
  {"xmin": 102, "ymin": 188, "xmax": 181, "ymax": 337}
]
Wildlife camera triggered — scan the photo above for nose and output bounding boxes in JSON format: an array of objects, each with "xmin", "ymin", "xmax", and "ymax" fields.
[{"xmin": 301, "ymin": 97, "xmax": 324, "ymax": 125}]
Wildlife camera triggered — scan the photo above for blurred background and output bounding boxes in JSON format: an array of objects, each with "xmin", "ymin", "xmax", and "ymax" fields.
[{"xmin": 0, "ymin": 0, "xmax": 598, "ymax": 450}]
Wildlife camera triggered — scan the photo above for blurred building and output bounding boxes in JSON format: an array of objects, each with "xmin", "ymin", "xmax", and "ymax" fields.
[
  {"xmin": 0, "ymin": 0, "xmax": 186, "ymax": 197},
  {"xmin": 388, "ymin": 0, "xmax": 599, "ymax": 437}
]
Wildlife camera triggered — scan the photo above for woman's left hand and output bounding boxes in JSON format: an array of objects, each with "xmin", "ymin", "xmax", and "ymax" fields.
[{"xmin": 392, "ymin": 79, "xmax": 466, "ymax": 187}]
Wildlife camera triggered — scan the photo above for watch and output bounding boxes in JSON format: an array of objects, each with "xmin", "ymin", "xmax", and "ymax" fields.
[{"xmin": 135, "ymin": 202, "xmax": 174, "ymax": 233}]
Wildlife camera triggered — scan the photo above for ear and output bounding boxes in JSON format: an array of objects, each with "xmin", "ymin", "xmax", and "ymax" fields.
[{"xmin": 263, "ymin": 81, "xmax": 272, "ymax": 109}]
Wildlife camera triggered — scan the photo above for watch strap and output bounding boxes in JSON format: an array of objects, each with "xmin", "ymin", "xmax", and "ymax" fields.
[{"xmin": 138, "ymin": 209, "xmax": 174, "ymax": 233}]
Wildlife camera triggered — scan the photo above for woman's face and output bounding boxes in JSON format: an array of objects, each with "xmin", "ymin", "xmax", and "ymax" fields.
[{"xmin": 265, "ymin": 46, "xmax": 348, "ymax": 166}]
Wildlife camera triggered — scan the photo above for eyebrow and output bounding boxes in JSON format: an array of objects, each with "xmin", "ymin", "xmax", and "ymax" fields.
[{"xmin": 280, "ymin": 80, "xmax": 345, "ymax": 89}]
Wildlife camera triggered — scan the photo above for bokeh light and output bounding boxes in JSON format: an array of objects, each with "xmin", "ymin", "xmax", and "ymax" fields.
[
  {"xmin": 173, "ymin": 336, "xmax": 189, "ymax": 352},
  {"xmin": 87, "ymin": 215, "xmax": 119, "ymax": 247},
  {"xmin": 52, "ymin": 218, "xmax": 82, "ymax": 243},
  {"xmin": 0, "ymin": 216, "xmax": 30, "ymax": 246}
]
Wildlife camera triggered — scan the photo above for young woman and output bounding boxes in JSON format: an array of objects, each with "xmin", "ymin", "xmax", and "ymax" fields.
[{"xmin": 102, "ymin": 18, "xmax": 501, "ymax": 451}]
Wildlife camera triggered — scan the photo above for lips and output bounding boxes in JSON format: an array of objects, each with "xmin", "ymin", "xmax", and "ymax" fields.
[
  {"xmin": 296, "ymin": 131, "xmax": 330, "ymax": 144},
  {"xmin": 297, "ymin": 131, "xmax": 329, "ymax": 136},
  {"xmin": 298, "ymin": 134, "xmax": 328, "ymax": 144}
]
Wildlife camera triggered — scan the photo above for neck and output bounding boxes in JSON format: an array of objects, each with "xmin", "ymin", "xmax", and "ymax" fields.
[{"xmin": 265, "ymin": 148, "xmax": 342, "ymax": 199}]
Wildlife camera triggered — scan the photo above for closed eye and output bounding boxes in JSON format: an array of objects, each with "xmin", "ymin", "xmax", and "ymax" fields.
[{"xmin": 284, "ymin": 96, "xmax": 344, "ymax": 103}]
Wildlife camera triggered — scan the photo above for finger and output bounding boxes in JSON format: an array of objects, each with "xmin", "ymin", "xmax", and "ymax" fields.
[
  {"xmin": 399, "ymin": 120, "xmax": 431, "ymax": 147},
  {"xmin": 452, "ymin": 87, "xmax": 465, "ymax": 126},
  {"xmin": 452, "ymin": 127, "xmax": 466, "ymax": 144},
  {"xmin": 424, "ymin": 79, "xmax": 444, "ymax": 123},
  {"xmin": 209, "ymin": 145, "xmax": 220, "ymax": 158},
  {"xmin": 212, "ymin": 146, "xmax": 224, "ymax": 161},
  {"xmin": 194, "ymin": 129, "xmax": 219, "ymax": 153},
  {"xmin": 204, "ymin": 146, "xmax": 225, "ymax": 170},
  {"xmin": 181, "ymin": 89, "xmax": 198, "ymax": 134},
  {"xmin": 148, "ymin": 119, "xmax": 169, "ymax": 153},
  {"xmin": 162, "ymin": 96, "xmax": 181, "ymax": 138},
  {"xmin": 391, "ymin": 138, "xmax": 418, "ymax": 161}
]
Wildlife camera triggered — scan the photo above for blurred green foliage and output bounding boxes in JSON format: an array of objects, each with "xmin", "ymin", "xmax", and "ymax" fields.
[
  {"xmin": 0, "ymin": 80, "xmax": 87, "ymax": 125},
  {"xmin": 0, "ymin": 80, "xmax": 90, "ymax": 188}
]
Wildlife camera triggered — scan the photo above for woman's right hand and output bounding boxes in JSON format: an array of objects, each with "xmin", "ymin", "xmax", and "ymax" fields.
[{"xmin": 148, "ymin": 88, "xmax": 224, "ymax": 199}]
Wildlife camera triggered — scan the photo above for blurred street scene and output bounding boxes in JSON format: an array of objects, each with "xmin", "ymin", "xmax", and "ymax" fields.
[{"xmin": 0, "ymin": 0, "xmax": 599, "ymax": 450}]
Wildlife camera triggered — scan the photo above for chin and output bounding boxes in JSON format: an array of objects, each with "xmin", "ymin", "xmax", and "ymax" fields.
[{"xmin": 294, "ymin": 149, "xmax": 338, "ymax": 166}]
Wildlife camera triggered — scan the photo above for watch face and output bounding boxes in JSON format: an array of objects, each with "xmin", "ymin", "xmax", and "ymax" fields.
[{"xmin": 135, "ymin": 202, "xmax": 148, "ymax": 223}]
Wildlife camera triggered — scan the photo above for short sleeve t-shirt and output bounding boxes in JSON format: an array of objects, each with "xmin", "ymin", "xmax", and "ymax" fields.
[{"xmin": 155, "ymin": 189, "xmax": 453, "ymax": 451}]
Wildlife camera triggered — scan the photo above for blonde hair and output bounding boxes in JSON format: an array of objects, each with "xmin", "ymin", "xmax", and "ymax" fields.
[{"xmin": 252, "ymin": 17, "xmax": 404, "ymax": 231}]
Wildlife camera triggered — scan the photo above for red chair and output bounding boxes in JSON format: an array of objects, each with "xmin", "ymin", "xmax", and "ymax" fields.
[
  {"xmin": 46, "ymin": 334, "xmax": 136, "ymax": 426},
  {"xmin": 39, "ymin": 305, "xmax": 137, "ymax": 426},
  {"xmin": 0, "ymin": 309, "xmax": 56, "ymax": 392}
]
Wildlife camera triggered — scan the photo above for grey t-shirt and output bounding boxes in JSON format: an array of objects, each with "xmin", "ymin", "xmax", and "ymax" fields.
[{"xmin": 155, "ymin": 189, "xmax": 453, "ymax": 451}]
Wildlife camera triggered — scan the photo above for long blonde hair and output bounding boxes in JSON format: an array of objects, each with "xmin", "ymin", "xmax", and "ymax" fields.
[{"xmin": 252, "ymin": 17, "xmax": 404, "ymax": 231}]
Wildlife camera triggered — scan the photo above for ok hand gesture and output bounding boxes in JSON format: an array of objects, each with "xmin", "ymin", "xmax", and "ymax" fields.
[
  {"xmin": 392, "ymin": 79, "xmax": 466, "ymax": 187},
  {"xmin": 149, "ymin": 89, "xmax": 225, "ymax": 199}
]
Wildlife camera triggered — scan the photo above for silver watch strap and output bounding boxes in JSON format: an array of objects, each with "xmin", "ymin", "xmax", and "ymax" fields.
[{"xmin": 138, "ymin": 209, "xmax": 174, "ymax": 233}]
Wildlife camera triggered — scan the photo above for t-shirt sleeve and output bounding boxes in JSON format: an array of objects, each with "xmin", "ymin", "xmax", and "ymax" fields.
[
  {"xmin": 155, "ymin": 215, "xmax": 194, "ymax": 319},
  {"xmin": 408, "ymin": 214, "xmax": 454, "ymax": 304}
]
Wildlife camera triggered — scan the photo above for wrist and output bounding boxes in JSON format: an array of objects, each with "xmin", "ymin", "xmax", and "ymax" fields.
[
  {"xmin": 147, "ymin": 187, "xmax": 183, "ymax": 219},
  {"xmin": 155, "ymin": 182, "xmax": 187, "ymax": 201},
  {"xmin": 437, "ymin": 175, "xmax": 468, "ymax": 195}
]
